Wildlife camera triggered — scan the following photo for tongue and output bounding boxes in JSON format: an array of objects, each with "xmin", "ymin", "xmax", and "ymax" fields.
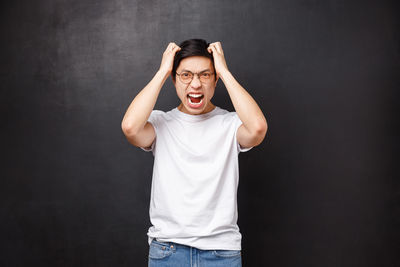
[{"xmin": 190, "ymin": 96, "xmax": 201, "ymax": 103}]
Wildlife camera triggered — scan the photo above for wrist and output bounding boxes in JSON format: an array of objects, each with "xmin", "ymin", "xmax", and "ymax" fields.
[
  {"xmin": 218, "ymin": 69, "xmax": 232, "ymax": 81},
  {"xmin": 156, "ymin": 69, "xmax": 171, "ymax": 80}
]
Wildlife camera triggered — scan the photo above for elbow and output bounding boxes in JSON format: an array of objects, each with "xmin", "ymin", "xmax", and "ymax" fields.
[
  {"xmin": 251, "ymin": 119, "xmax": 268, "ymax": 146},
  {"xmin": 121, "ymin": 120, "xmax": 138, "ymax": 137},
  {"xmin": 254, "ymin": 118, "xmax": 268, "ymax": 137}
]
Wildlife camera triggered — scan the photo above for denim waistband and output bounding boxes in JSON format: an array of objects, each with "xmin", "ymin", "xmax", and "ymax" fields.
[{"xmin": 153, "ymin": 238, "xmax": 240, "ymax": 252}]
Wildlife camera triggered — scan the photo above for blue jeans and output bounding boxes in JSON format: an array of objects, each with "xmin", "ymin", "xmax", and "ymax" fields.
[{"xmin": 148, "ymin": 239, "xmax": 242, "ymax": 267}]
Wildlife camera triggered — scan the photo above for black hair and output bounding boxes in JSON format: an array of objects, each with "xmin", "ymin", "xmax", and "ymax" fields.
[{"xmin": 172, "ymin": 39, "xmax": 215, "ymax": 81}]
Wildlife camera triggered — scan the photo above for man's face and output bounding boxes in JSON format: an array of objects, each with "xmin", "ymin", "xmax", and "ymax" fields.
[{"xmin": 173, "ymin": 56, "xmax": 217, "ymax": 115}]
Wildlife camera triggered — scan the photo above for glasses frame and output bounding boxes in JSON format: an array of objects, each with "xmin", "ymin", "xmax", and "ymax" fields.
[{"xmin": 176, "ymin": 71, "xmax": 215, "ymax": 84}]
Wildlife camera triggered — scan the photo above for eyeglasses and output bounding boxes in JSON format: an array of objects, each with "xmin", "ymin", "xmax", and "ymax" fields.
[{"xmin": 176, "ymin": 71, "xmax": 215, "ymax": 84}]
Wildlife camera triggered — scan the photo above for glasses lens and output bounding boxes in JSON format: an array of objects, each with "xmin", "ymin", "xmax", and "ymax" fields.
[
  {"xmin": 180, "ymin": 72, "xmax": 192, "ymax": 83},
  {"xmin": 200, "ymin": 72, "xmax": 212, "ymax": 83}
]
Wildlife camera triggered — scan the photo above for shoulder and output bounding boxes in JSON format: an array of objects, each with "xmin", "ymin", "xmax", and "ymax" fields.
[
  {"xmin": 212, "ymin": 106, "xmax": 232, "ymax": 118},
  {"xmin": 149, "ymin": 109, "xmax": 173, "ymax": 120},
  {"xmin": 147, "ymin": 110, "xmax": 166, "ymax": 128},
  {"xmin": 207, "ymin": 107, "xmax": 242, "ymax": 129},
  {"xmin": 148, "ymin": 109, "xmax": 178, "ymax": 127},
  {"xmin": 150, "ymin": 109, "xmax": 165, "ymax": 117},
  {"xmin": 215, "ymin": 108, "xmax": 240, "ymax": 123}
]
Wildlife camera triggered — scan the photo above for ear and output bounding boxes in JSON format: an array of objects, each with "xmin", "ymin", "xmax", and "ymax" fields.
[
  {"xmin": 214, "ymin": 74, "xmax": 219, "ymax": 86},
  {"xmin": 171, "ymin": 74, "xmax": 176, "ymax": 85}
]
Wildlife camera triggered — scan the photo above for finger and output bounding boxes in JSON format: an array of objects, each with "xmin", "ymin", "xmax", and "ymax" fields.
[
  {"xmin": 209, "ymin": 45, "xmax": 218, "ymax": 55},
  {"xmin": 210, "ymin": 43, "xmax": 222, "ymax": 55},
  {"xmin": 172, "ymin": 46, "xmax": 181, "ymax": 53},
  {"xmin": 209, "ymin": 42, "xmax": 218, "ymax": 46},
  {"xmin": 214, "ymin": 42, "xmax": 223, "ymax": 54},
  {"xmin": 170, "ymin": 42, "xmax": 180, "ymax": 50},
  {"xmin": 165, "ymin": 43, "xmax": 173, "ymax": 53},
  {"xmin": 169, "ymin": 43, "xmax": 177, "ymax": 51}
]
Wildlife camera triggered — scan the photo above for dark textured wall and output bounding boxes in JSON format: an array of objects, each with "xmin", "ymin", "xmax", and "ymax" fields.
[{"xmin": 1, "ymin": 0, "xmax": 399, "ymax": 266}]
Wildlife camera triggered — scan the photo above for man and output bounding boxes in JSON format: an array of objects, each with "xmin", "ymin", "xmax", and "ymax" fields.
[{"xmin": 121, "ymin": 39, "xmax": 267, "ymax": 267}]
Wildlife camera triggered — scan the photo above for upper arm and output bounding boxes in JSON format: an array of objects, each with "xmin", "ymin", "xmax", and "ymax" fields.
[
  {"xmin": 123, "ymin": 121, "xmax": 156, "ymax": 149},
  {"xmin": 236, "ymin": 122, "xmax": 267, "ymax": 149}
]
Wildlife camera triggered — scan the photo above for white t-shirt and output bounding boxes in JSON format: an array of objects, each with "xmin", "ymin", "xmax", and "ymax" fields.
[{"xmin": 142, "ymin": 106, "xmax": 252, "ymax": 250}]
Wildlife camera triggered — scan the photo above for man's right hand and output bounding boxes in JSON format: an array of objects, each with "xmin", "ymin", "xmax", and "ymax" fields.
[
  {"xmin": 122, "ymin": 42, "xmax": 180, "ymax": 149},
  {"xmin": 159, "ymin": 42, "xmax": 181, "ymax": 75}
]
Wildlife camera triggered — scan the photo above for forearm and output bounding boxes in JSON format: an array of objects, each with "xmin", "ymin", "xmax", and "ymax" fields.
[
  {"xmin": 121, "ymin": 70, "xmax": 169, "ymax": 135},
  {"xmin": 220, "ymin": 70, "xmax": 267, "ymax": 133}
]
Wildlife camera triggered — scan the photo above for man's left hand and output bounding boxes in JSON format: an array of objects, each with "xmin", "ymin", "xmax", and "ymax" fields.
[{"xmin": 207, "ymin": 42, "xmax": 229, "ymax": 77}]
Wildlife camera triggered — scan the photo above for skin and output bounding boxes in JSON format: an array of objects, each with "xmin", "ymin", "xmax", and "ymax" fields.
[
  {"xmin": 173, "ymin": 56, "xmax": 217, "ymax": 115},
  {"xmin": 121, "ymin": 41, "xmax": 267, "ymax": 149}
]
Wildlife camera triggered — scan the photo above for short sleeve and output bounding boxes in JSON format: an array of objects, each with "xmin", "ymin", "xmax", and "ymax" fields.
[
  {"xmin": 140, "ymin": 139, "xmax": 155, "ymax": 152},
  {"xmin": 140, "ymin": 110, "xmax": 162, "ymax": 153},
  {"xmin": 232, "ymin": 113, "xmax": 253, "ymax": 153}
]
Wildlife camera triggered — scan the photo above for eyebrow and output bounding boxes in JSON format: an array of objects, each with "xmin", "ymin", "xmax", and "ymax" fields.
[{"xmin": 180, "ymin": 68, "xmax": 212, "ymax": 73}]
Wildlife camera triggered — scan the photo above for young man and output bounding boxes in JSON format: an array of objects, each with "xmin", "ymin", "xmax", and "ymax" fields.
[{"xmin": 121, "ymin": 39, "xmax": 267, "ymax": 267}]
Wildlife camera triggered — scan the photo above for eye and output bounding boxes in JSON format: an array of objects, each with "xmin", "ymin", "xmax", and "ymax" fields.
[
  {"xmin": 201, "ymin": 73, "xmax": 211, "ymax": 78},
  {"xmin": 181, "ymin": 72, "xmax": 191, "ymax": 78}
]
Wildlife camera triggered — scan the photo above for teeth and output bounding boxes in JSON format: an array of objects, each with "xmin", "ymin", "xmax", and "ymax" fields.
[
  {"xmin": 188, "ymin": 97, "xmax": 203, "ymax": 105},
  {"xmin": 188, "ymin": 94, "xmax": 203, "ymax": 98}
]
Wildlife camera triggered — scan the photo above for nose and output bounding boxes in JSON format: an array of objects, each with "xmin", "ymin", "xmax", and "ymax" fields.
[{"xmin": 190, "ymin": 74, "xmax": 201, "ymax": 89}]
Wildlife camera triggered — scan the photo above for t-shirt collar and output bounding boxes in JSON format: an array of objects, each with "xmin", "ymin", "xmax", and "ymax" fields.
[{"xmin": 171, "ymin": 106, "xmax": 220, "ymax": 122}]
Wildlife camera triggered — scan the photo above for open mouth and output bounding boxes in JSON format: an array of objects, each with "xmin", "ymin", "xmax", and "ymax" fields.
[{"xmin": 187, "ymin": 93, "xmax": 204, "ymax": 107}]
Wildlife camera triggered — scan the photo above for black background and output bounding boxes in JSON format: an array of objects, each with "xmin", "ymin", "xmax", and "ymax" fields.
[{"xmin": 1, "ymin": 0, "xmax": 399, "ymax": 266}]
